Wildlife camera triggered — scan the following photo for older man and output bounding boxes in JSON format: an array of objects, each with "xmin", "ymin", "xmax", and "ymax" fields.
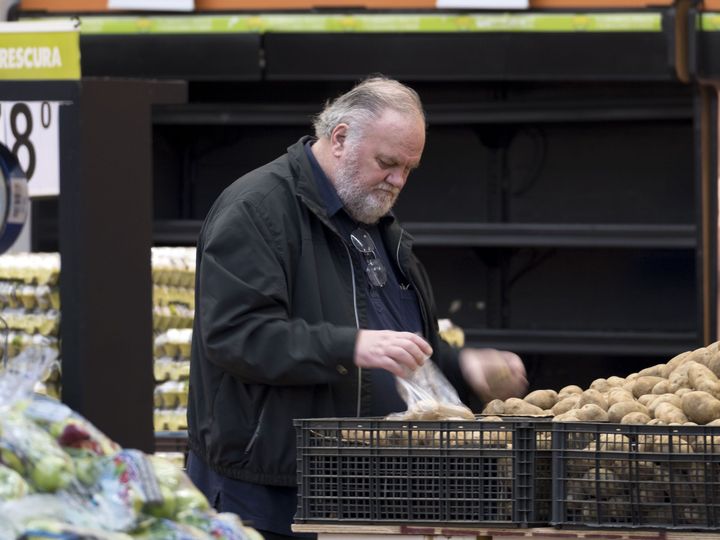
[{"xmin": 187, "ymin": 76, "xmax": 527, "ymax": 540}]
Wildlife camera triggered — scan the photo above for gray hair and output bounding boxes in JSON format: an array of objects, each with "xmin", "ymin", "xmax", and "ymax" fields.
[{"xmin": 313, "ymin": 76, "xmax": 425, "ymax": 141}]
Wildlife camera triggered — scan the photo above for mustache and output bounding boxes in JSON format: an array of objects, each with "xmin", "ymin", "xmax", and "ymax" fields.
[{"xmin": 377, "ymin": 183, "xmax": 400, "ymax": 196}]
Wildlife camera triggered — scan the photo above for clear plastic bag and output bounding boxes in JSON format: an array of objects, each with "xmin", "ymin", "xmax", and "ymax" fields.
[{"xmin": 388, "ymin": 359, "xmax": 475, "ymax": 421}]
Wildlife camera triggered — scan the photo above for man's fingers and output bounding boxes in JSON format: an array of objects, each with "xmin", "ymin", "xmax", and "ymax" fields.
[
  {"xmin": 378, "ymin": 357, "xmax": 407, "ymax": 378},
  {"xmin": 405, "ymin": 332, "xmax": 433, "ymax": 357},
  {"xmin": 387, "ymin": 345, "xmax": 423, "ymax": 373}
]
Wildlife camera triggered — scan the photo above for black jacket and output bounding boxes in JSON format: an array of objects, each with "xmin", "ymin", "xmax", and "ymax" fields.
[{"xmin": 187, "ymin": 137, "xmax": 466, "ymax": 486}]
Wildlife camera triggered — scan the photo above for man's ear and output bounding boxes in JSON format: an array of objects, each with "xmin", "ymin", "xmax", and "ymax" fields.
[{"xmin": 330, "ymin": 124, "xmax": 349, "ymax": 157}]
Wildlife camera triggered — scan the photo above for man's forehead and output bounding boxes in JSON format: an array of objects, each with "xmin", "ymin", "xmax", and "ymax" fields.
[{"xmin": 377, "ymin": 151, "xmax": 422, "ymax": 168}]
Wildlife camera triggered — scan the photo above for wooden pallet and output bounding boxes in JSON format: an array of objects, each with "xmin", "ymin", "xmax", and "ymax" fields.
[{"xmin": 293, "ymin": 524, "xmax": 720, "ymax": 540}]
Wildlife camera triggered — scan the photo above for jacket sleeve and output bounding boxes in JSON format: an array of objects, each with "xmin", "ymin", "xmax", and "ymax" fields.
[{"xmin": 196, "ymin": 194, "xmax": 357, "ymax": 386}]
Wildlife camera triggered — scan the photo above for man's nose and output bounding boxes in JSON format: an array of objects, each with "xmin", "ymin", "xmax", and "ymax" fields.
[{"xmin": 385, "ymin": 168, "xmax": 408, "ymax": 188}]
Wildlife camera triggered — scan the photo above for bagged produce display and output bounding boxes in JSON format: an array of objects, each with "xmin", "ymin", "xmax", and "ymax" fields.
[{"xmin": 0, "ymin": 346, "xmax": 262, "ymax": 540}]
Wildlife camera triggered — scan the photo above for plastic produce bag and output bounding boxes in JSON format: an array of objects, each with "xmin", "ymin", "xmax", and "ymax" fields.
[
  {"xmin": 0, "ymin": 408, "xmax": 76, "ymax": 492},
  {"xmin": 0, "ymin": 492, "xmax": 135, "ymax": 539},
  {"xmin": 389, "ymin": 359, "xmax": 474, "ymax": 421},
  {"xmin": 0, "ymin": 463, "xmax": 30, "ymax": 501},
  {"xmin": 21, "ymin": 395, "xmax": 121, "ymax": 460},
  {"xmin": 0, "ymin": 345, "xmax": 58, "ymax": 413}
]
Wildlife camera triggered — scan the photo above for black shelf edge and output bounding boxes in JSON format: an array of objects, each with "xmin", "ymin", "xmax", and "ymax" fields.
[
  {"xmin": 263, "ymin": 32, "xmax": 676, "ymax": 82},
  {"xmin": 464, "ymin": 328, "xmax": 697, "ymax": 356},
  {"xmin": 81, "ymin": 34, "xmax": 262, "ymax": 80},
  {"xmin": 154, "ymin": 220, "xmax": 696, "ymax": 248},
  {"xmin": 405, "ymin": 223, "xmax": 696, "ymax": 248},
  {"xmin": 154, "ymin": 220, "xmax": 202, "ymax": 245},
  {"xmin": 152, "ymin": 98, "xmax": 692, "ymax": 126}
]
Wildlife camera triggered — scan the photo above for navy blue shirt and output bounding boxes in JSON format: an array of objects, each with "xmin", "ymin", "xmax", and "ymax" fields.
[
  {"xmin": 188, "ymin": 141, "xmax": 425, "ymax": 537},
  {"xmin": 304, "ymin": 141, "xmax": 424, "ymax": 415}
]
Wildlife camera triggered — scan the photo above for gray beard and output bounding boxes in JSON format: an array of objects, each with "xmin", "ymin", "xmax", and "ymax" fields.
[{"xmin": 334, "ymin": 154, "xmax": 397, "ymax": 225}]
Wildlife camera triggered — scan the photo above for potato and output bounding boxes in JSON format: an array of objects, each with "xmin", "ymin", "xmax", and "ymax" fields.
[
  {"xmin": 575, "ymin": 403, "xmax": 609, "ymax": 422},
  {"xmin": 577, "ymin": 389, "xmax": 608, "ymax": 411},
  {"xmin": 606, "ymin": 376, "xmax": 625, "ymax": 387},
  {"xmin": 607, "ymin": 388, "xmax": 635, "ymax": 407},
  {"xmin": 637, "ymin": 461, "xmax": 670, "ymax": 504},
  {"xmin": 705, "ymin": 352, "xmax": 720, "ymax": 378},
  {"xmin": 688, "ymin": 362, "xmax": 720, "ymax": 398},
  {"xmin": 553, "ymin": 410, "xmax": 580, "ymax": 422},
  {"xmin": 590, "ymin": 378, "xmax": 612, "ymax": 393},
  {"xmin": 523, "ymin": 389, "xmax": 558, "ymax": 410},
  {"xmin": 676, "ymin": 387, "xmax": 692, "ymax": 396},
  {"xmin": 503, "ymin": 397, "xmax": 545, "ymax": 416},
  {"xmin": 682, "ymin": 391, "xmax": 720, "ymax": 424},
  {"xmin": 632, "ymin": 376, "xmax": 665, "ymax": 398},
  {"xmin": 341, "ymin": 429, "xmax": 373, "ymax": 445},
  {"xmin": 638, "ymin": 364, "xmax": 665, "ymax": 377},
  {"xmin": 654, "ymin": 402, "xmax": 688, "ymax": 424},
  {"xmin": 558, "ymin": 385, "xmax": 583, "ymax": 399},
  {"xmin": 668, "ymin": 362, "xmax": 694, "ymax": 393},
  {"xmin": 661, "ymin": 350, "xmax": 692, "ymax": 378},
  {"xmin": 687, "ymin": 346, "xmax": 714, "ymax": 369},
  {"xmin": 652, "ymin": 380, "xmax": 672, "ymax": 394},
  {"xmin": 410, "ymin": 399, "xmax": 442, "ymax": 420},
  {"xmin": 620, "ymin": 412, "xmax": 651, "ymax": 424},
  {"xmin": 597, "ymin": 433, "xmax": 631, "ymax": 452},
  {"xmin": 536, "ymin": 432, "xmax": 552, "ymax": 450},
  {"xmin": 437, "ymin": 402, "xmax": 475, "ymax": 420},
  {"xmin": 482, "ymin": 399, "xmax": 505, "ymax": 415},
  {"xmin": 648, "ymin": 394, "xmax": 682, "ymax": 417},
  {"xmin": 552, "ymin": 395, "xmax": 580, "ymax": 416},
  {"xmin": 607, "ymin": 401, "xmax": 648, "ymax": 423},
  {"xmin": 580, "ymin": 468, "xmax": 622, "ymax": 497},
  {"xmin": 480, "ymin": 429, "xmax": 513, "ymax": 448},
  {"xmin": 647, "ymin": 418, "xmax": 665, "ymax": 425},
  {"xmin": 638, "ymin": 394, "xmax": 655, "ymax": 407}
]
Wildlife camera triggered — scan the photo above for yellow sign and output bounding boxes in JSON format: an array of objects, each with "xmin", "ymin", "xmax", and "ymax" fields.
[{"xmin": 0, "ymin": 21, "xmax": 80, "ymax": 81}]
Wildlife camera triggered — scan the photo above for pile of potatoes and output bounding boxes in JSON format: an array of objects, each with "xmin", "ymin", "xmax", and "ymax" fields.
[{"xmin": 482, "ymin": 341, "xmax": 720, "ymax": 427}]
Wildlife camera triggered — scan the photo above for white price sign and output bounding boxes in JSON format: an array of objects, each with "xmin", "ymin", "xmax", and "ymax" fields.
[{"xmin": 0, "ymin": 101, "xmax": 60, "ymax": 197}]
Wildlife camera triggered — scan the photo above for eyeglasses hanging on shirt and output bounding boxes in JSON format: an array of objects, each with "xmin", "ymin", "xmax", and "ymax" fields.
[{"xmin": 350, "ymin": 228, "xmax": 388, "ymax": 288}]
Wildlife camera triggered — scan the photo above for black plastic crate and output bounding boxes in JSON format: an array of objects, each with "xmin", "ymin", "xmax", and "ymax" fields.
[
  {"xmin": 294, "ymin": 418, "xmax": 552, "ymax": 526},
  {"xmin": 552, "ymin": 422, "xmax": 720, "ymax": 531}
]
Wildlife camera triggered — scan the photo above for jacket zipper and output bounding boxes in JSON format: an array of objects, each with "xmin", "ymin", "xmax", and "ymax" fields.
[
  {"xmin": 244, "ymin": 400, "xmax": 268, "ymax": 454},
  {"xmin": 342, "ymin": 242, "xmax": 363, "ymax": 417}
]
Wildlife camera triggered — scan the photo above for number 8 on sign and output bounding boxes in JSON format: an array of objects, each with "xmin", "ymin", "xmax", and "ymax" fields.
[{"xmin": 0, "ymin": 101, "xmax": 60, "ymax": 197}]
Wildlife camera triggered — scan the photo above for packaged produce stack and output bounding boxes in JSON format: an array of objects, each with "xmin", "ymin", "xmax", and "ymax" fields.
[
  {"xmin": 0, "ymin": 347, "xmax": 261, "ymax": 540},
  {"xmin": 152, "ymin": 248, "xmax": 195, "ymax": 466},
  {"xmin": 0, "ymin": 252, "xmax": 61, "ymax": 399}
]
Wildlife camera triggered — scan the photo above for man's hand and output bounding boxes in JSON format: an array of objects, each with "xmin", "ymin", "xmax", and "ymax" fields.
[
  {"xmin": 459, "ymin": 348, "xmax": 527, "ymax": 402},
  {"xmin": 354, "ymin": 330, "xmax": 433, "ymax": 377}
]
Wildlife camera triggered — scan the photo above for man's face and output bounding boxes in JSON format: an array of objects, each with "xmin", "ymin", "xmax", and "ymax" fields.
[{"xmin": 333, "ymin": 109, "xmax": 425, "ymax": 225}]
